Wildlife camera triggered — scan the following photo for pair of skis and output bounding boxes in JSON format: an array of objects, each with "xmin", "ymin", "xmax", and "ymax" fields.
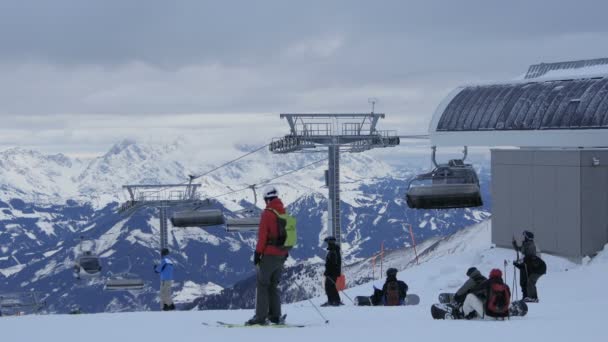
[{"xmin": 202, "ymin": 314, "xmax": 308, "ymax": 328}]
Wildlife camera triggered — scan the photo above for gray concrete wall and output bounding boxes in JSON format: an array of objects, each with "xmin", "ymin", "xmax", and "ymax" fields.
[
  {"xmin": 580, "ymin": 150, "xmax": 608, "ymax": 256},
  {"xmin": 491, "ymin": 149, "xmax": 597, "ymax": 258}
]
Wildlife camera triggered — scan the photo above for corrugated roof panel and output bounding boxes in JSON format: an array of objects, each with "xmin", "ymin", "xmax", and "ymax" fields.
[
  {"xmin": 598, "ymin": 92, "xmax": 608, "ymax": 127},
  {"xmin": 574, "ymin": 78, "xmax": 607, "ymax": 127},
  {"xmin": 464, "ymin": 86, "xmax": 497, "ymax": 130},
  {"xmin": 521, "ymin": 82, "xmax": 553, "ymax": 129},
  {"xmin": 548, "ymin": 79, "xmax": 590, "ymax": 128},
  {"xmin": 435, "ymin": 77, "xmax": 608, "ymax": 131}
]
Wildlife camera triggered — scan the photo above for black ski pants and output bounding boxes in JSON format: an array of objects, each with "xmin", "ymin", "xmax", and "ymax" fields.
[
  {"xmin": 519, "ymin": 266, "xmax": 542, "ymax": 299},
  {"xmin": 325, "ymin": 275, "xmax": 341, "ymax": 305}
]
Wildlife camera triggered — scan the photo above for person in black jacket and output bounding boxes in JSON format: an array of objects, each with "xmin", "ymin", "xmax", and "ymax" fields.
[
  {"xmin": 381, "ymin": 268, "xmax": 408, "ymax": 305},
  {"xmin": 513, "ymin": 230, "xmax": 546, "ymax": 303},
  {"xmin": 321, "ymin": 236, "xmax": 342, "ymax": 307}
]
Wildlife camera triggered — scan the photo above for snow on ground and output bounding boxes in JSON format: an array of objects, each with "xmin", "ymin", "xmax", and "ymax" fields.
[{"xmin": 0, "ymin": 221, "xmax": 605, "ymax": 342}]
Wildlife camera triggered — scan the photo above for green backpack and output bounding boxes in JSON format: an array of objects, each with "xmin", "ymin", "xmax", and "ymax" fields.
[{"xmin": 266, "ymin": 208, "xmax": 297, "ymax": 250}]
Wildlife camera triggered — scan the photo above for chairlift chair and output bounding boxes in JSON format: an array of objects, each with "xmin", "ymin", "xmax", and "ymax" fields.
[
  {"xmin": 225, "ymin": 217, "xmax": 260, "ymax": 232},
  {"xmin": 406, "ymin": 147, "xmax": 483, "ymax": 209},
  {"xmin": 104, "ymin": 275, "xmax": 145, "ymax": 292},
  {"xmin": 73, "ymin": 238, "xmax": 102, "ymax": 279},
  {"xmin": 104, "ymin": 256, "xmax": 145, "ymax": 292},
  {"xmin": 170, "ymin": 209, "xmax": 225, "ymax": 227}
]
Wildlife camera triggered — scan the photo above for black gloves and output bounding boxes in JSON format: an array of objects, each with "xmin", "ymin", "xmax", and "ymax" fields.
[
  {"xmin": 254, "ymin": 252, "xmax": 262, "ymax": 266},
  {"xmin": 512, "ymin": 239, "xmax": 518, "ymax": 249},
  {"xmin": 153, "ymin": 264, "xmax": 158, "ymax": 271},
  {"xmin": 513, "ymin": 260, "xmax": 523, "ymax": 268},
  {"xmin": 323, "ymin": 271, "xmax": 328, "ymax": 277}
]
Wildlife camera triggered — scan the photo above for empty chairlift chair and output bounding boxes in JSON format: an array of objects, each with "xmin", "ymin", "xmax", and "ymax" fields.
[
  {"xmin": 104, "ymin": 275, "xmax": 145, "ymax": 292},
  {"xmin": 73, "ymin": 238, "xmax": 102, "ymax": 279},
  {"xmin": 170, "ymin": 209, "xmax": 225, "ymax": 228},
  {"xmin": 225, "ymin": 216, "xmax": 260, "ymax": 232},
  {"xmin": 406, "ymin": 147, "xmax": 482, "ymax": 209},
  {"xmin": 104, "ymin": 256, "xmax": 145, "ymax": 292}
]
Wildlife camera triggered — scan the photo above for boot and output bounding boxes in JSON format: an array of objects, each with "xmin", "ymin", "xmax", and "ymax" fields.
[
  {"xmin": 523, "ymin": 297, "xmax": 539, "ymax": 303},
  {"xmin": 245, "ymin": 316, "xmax": 268, "ymax": 326}
]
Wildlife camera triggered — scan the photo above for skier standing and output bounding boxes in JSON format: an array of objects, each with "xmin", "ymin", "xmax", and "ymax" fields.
[
  {"xmin": 246, "ymin": 186, "xmax": 288, "ymax": 325},
  {"xmin": 322, "ymin": 236, "xmax": 342, "ymax": 307},
  {"xmin": 154, "ymin": 248, "xmax": 175, "ymax": 311},
  {"xmin": 513, "ymin": 230, "xmax": 546, "ymax": 302}
]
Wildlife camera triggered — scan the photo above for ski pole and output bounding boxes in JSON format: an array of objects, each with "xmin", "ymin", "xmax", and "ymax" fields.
[
  {"xmin": 326, "ymin": 276, "xmax": 355, "ymax": 304},
  {"xmin": 293, "ymin": 279, "xmax": 330, "ymax": 324},
  {"xmin": 503, "ymin": 260, "xmax": 508, "ymax": 286}
]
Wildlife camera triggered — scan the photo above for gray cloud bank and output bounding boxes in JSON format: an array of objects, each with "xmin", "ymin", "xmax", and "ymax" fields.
[{"xmin": 0, "ymin": 0, "xmax": 607, "ymax": 155}]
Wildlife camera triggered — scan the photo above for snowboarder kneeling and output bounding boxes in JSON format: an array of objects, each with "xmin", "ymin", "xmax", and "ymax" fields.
[
  {"xmin": 462, "ymin": 268, "xmax": 510, "ymax": 320},
  {"xmin": 513, "ymin": 230, "xmax": 546, "ymax": 303},
  {"xmin": 372, "ymin": 268, "xmax": 408, "ymax": 306}
]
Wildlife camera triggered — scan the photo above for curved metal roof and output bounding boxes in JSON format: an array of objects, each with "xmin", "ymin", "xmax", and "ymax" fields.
[{"xmin": 429, "ymin": 76, "xmax": 608, "ymax": 147}]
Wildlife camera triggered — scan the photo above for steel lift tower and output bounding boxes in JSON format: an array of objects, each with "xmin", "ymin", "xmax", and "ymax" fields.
[
  {"xmin": 269, "ymin": 113, "xmax": 399, "ymax": 244},
  {"xmin": 118, "ymin": 181, "xmax": 203, "ymax": 252}
]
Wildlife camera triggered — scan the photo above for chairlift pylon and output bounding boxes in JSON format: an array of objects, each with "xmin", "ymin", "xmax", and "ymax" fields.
[{"xmin": 406, "ymin": 146, "xmax": 483, "ymax": 209}]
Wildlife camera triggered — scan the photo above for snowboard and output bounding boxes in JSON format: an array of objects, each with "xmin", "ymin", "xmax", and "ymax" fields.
[
  {"xmin": 438, "ymin": 292, "xmax": 455, "ymax": 304},
  {"xmin": 430, "ymin": 300, "xmax": 528, "ymax": 319},
  {"xmin": 354, "ymin": 294, "xmax": 420, "ymax": 306}
]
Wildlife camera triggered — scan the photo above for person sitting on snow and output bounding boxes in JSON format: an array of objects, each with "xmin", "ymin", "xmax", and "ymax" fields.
[
  {"xmin": 453, "ymin": 267, "xmax": 487, "ymax": 306},
  {"xmin": 462, "ymin": 268, "xmax": 511, "ymax": 320},
  {"xmin": 376, "ymin": 268, "xmax": 408, "ymax": 306}
]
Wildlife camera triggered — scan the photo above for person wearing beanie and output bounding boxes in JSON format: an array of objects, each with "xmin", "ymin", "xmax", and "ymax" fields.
[
  {"xmin": 453, "ymin": 267, "xmax": 488, "ymax": 306},
  {"xmin": 381, "ymin": 268, "xmax": 408, "ymax": 306},
  {"xmin": 513, "ymin": 230, "xmax": 546, "ymax": 302},
  {"xmin": 154, "ymin": 248, "xmax": 175, "ymax": 311},
  {"xmin": 321, "ymin": 236, "xmax": 342, "ymax": 307}
]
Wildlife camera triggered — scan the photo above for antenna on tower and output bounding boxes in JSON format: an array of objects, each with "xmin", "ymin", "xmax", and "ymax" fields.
[{"xmin": 368, "ymin": 98, "xmax": 378, "ymax": 114}]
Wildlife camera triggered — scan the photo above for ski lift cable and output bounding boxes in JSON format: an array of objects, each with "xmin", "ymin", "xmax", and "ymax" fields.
[
  {"xmin": 189, "ymin": 143, "xmax": 270, "ymax": 182},
  {"xmin": 208, "ymin": 158, "xmax": 327, "ymax": 200},
  {"xmin": 140, "ymin": 143, "xmax": 270, "ymax": 197}
]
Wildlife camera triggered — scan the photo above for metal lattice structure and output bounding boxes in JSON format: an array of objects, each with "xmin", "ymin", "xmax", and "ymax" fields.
[
  {"xmin": 0, "ymin": 292, "xmax": 46, "ymax": 316},
  {"xmin": 119, "ymin": 182, "xmax": 204, "ymax": 251},
  {"xmin": 270, "ymin": 113, "xmax": 400, "ymax": 244}
]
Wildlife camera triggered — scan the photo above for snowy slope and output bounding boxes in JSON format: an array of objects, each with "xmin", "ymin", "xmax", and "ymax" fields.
[{"xmin": 0, "ymin": 221, "xmax": 604, "ymax": 342}]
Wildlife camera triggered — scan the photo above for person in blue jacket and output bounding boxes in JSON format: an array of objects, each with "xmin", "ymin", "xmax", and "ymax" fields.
[{"xmin": 154, "ymin": 248, "xmax": 175, "ymax": 311}]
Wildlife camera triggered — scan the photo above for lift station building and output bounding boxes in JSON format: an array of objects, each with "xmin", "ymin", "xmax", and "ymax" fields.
[{"xmin": 429, "ymin": 58, "xmax": 608, "ymax": 259}]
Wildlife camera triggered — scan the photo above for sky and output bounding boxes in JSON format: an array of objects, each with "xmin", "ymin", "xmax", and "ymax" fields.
[{"xmin": 1, "ymin": 0, "xmax": 608, "ymax": 158}]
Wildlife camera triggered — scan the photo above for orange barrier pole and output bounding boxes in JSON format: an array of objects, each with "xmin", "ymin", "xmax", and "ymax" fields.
[
  {"xmin": 380, "ymin": 241, "xmax": 384, "ymax": 276},
  {"xmin": 372, "ymin": 255, "xmax": 376, "ymax": 279},
  {"xmin": 408, "ymin": 224, "xmax": 419, "ymax": 265}
]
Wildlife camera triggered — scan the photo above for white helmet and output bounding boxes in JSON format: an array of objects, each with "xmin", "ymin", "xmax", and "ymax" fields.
[{"xmin": 262, "ymin": 185, "xmax": 279, "ymax": 200}]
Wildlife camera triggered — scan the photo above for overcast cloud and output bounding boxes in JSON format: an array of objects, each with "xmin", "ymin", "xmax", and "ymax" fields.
[{"xmin": 1, "ymin": 0, "xmax": 608, "ymax": 157}]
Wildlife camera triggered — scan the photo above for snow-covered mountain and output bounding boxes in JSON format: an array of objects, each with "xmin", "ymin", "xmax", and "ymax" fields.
[{"xmin": 0, "ymin": 140, "xmax": 491, "ymax": 313}]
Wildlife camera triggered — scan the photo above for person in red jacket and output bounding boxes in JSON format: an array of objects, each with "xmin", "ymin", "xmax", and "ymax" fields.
[{"xmin": 245, "ymin": 186, "xmax": 289, "ymax": 326}]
